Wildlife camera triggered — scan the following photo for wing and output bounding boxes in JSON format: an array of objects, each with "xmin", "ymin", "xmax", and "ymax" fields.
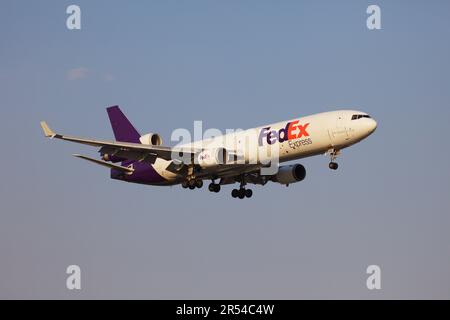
[
  {"xmin": 40, "ymin": 121, "xmax": 199, "ymax": 164},
  {"xmin": 40, "ymin": 121, "xmax": 266, "ymax": 179}
]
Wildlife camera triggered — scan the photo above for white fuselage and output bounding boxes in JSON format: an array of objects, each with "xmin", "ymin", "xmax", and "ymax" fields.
[{"xmin": 152, "ymin": 110, "xmax": 377, "ymax": 183}]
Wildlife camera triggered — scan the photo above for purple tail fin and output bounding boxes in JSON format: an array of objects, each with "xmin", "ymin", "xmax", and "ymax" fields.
[{"xmin": 107, "ymin": 106, "xmax": 141, "ymax": 143}]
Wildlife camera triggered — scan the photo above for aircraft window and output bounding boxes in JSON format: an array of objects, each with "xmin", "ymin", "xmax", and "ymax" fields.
[{"xmin": 351, "ymin": 114, "xmax": 371, "ymax": 120}]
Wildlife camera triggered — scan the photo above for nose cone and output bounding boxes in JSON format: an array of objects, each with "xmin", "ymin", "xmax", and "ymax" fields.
[{"xmin": 368, "ymin": 118, "xmax": 377, "ymax": 134}]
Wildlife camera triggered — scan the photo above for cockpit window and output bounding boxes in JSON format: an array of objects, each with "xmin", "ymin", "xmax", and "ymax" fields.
[{"xmin": 351, "ymin": 114, "xmax": 371, "ymax": 120}]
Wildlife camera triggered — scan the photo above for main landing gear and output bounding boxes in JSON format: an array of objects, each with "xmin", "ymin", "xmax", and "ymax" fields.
[
  {"xmin": 184, "ymin": 177, "xmax": 221, "ymax": 193},
  {"xmin": 182, "ymin": 178, "xmax": 203, "ymax": 190},
  {"xmin": 328, "ymin": 149, "xmax": 340, "ymax": 171},
  {"xmin": 208, "ymin": 182, "xmax": 221, "ymax": 193},
  {"xmin": 183, "ymin": 176, "xmax": 253, "ymax": 199},
  {"xmin": 231, "ymin": 188, "xmax": 253, "ymax": 199},
  {"xmin": 231, "ymin": 176, "xmax": 253, "ymax": 199}
]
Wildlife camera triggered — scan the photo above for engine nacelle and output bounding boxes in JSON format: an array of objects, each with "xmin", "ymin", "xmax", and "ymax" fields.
[
  {"xmin": 272, "ymin": 164, "xmax": 306, "ymax": 185},
  {"xmin": 197, "ymin": 148, "xmax": 228, "ymax": 168},
  {"xmin": 139, "ymin": 133, "xmax": 163, "ymax": 146}
]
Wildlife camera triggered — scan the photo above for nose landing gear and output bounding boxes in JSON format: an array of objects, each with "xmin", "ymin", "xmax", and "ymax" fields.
[
  {"xmin": 327, "ymin": 149, "xmax": 340, "ymax": 170},
  {"xmin": 329, "ymin": 162, "xmax": 339, "ymax": 170}
]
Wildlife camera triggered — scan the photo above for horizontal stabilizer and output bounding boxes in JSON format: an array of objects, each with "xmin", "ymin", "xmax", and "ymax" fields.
[{"xmin": 73, "ymin": 154, "xmax": 134, "ymax": 175}]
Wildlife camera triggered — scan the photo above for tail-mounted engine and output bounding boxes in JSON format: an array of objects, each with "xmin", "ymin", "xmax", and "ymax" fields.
[{"xmin": 139, "ymin": 133, "xmax": 163, "ymax": 146}]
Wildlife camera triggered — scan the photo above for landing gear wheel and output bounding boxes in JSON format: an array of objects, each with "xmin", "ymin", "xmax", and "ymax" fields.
[
  {"xmin": 181, "ymin": 181, "xmax": 188, "ymax": 189},
  {"xmin": 209, "ymin": 183, "xmax": 220, "ymax": 193},
  {"xmin": 327, "ymin": 149, "xmax": 340, "ymax": 170},
  {"xmin": 329, "ymin": 162, "xmax": 339, "ymax": 170},
  {"xmin": 195, "ymin": 180, "xmax": 203, "ymax": 189},
  {"xmin": 188, "ymin": 185, "xmax": 196, "ymax": 190},
  {"xmin": 238, "ymin": 189, "xmax": 246, "ymax": 199},
  {"xmin": 188, "ymin": 179, "xmax": 196, "ymax": 188},
  {"xmin": 231, "ymin": 189, "xmax": 239, "ymax": 198},
  {"xmin": 245, "ymin": 189, "xmax": 253, "ymax": 198}
]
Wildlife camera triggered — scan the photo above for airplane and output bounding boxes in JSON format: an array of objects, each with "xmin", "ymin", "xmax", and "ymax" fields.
[{"xmin": 40, "ymin": 106, "xmax": 377, "ymax": 199}]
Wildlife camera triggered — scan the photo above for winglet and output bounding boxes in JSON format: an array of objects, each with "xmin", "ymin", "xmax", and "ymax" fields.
[{"xmin": 40, "ymin": 121, "xmax": 56, "ymax": 138}]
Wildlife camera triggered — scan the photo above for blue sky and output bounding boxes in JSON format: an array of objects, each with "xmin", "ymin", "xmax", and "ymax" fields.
[{"xmin": 1, "ymin": 0, "xmax": 450, "ymax": 299}]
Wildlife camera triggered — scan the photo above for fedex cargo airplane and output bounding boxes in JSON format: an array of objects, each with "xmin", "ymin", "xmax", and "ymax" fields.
[{"xmin": 40, "ymin": 106, "xmax": 377, "ymax": 199}]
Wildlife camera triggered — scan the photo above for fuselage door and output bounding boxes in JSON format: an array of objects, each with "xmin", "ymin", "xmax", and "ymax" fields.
[{"xmin": 329, "ymin": 114, "xmax": 349, "ymax": 145}]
